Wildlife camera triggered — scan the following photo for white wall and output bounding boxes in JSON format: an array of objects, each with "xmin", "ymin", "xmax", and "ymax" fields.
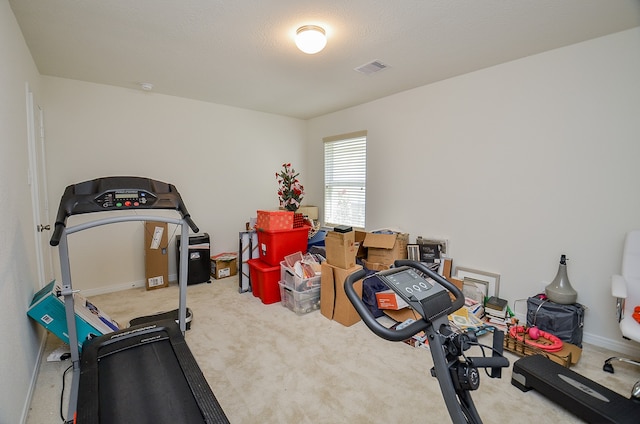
[
  {"xmin": 0, "ymin": 1, "xmax": 46, "ymax": 423},
  {"xmin": 41, "ymin": 77, "xmax": 307, "ymax": 293},
  {"xmin": 307, "ymin": 28, "xmax": 640, "ymax": 353}
]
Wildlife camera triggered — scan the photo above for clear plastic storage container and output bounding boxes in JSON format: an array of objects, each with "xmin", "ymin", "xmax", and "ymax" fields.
[
  {"xmin": 280, "ymin": 261, "xmax": 321, "ymax": 292},
  {"xmin": 279, "ymin": 282, "xmax": 320, "ymax": 315}
]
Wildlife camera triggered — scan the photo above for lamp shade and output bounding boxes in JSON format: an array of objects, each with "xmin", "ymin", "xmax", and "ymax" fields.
[{"xmin": 295, "ymin": 25, "xmax": 327, "ymax": 54}]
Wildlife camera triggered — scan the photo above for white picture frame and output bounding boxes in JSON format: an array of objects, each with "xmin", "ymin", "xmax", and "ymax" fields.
[
  {"xmin": 462, "ymin": 277, "xmax": 489, "ymax": 304},
  {"xmin": 455, "ymin": 267, "xmax": 501, "ymax": 298}
]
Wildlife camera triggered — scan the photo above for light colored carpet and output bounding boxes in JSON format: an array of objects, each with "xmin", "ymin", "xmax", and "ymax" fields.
[{"xmin": 27, "ymin": 276, "xmax": 640, "ymax": 423}]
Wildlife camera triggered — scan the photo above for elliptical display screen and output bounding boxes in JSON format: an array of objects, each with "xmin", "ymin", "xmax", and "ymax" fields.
[
  {"xmin": 379, "ymin": 267, "xmax": 434, "ymax": 302},
  {"xmin": 376, "ymin": 266, "xmax": 452, "ymax": 321}
]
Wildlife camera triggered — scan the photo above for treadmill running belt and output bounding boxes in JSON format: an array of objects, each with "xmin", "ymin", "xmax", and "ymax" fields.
[
  {"xmin": 99, "ymin": 339, "xmax": 205, "ymax": 424},
  {"xmin": 76, "ymin": 320, "xmax": 229, "ymax": 423}
]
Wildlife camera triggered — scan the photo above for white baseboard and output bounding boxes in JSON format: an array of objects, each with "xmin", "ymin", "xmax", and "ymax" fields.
[
  {"xmin": 79, "ymin": 274, "xmax": 178, "ymax": 297},
  {"xmin": 80, "ymin": 279, "xmax": 146, "ymax": 297},
  {"xmin": 583, "ymin": 331, "xmax": 640, "ymax": 357},
  {"xmin": 22, "ymin": 329, "xmax": 48, "ymax": 424}
]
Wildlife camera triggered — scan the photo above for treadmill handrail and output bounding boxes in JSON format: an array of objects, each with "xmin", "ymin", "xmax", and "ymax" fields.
[{"xmin": 61, "ymin": 215, "xmax": 186, "ymax": 236}]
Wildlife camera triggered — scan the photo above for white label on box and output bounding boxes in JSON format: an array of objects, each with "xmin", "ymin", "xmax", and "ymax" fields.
[
  {"xmin": 219, "ymin": 267, "xmax": 230, "ymax": 278},
  {"xmin": 150, "ymin": 226, "xmax": 164, "ymax": 249},
  {"xmin": 148, "ymin": 276, "xmax": 164, "ymax": 287},
  {"xmin": 41, "ymin": 314, "xmax": 53, "ymax": 324}
]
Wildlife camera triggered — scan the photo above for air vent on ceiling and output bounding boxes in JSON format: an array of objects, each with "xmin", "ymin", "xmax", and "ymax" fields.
[{"xmin": 354, "ymin": 60, "xmax": 390, "ymax": 75}]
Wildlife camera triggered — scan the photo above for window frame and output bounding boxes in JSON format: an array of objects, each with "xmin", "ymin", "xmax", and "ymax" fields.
[{"xmin": 323, "ymin": 130, "xmax": 367, "ymax": 229}]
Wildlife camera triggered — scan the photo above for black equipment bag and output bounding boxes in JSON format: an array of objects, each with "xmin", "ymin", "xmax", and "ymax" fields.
[{"xmin": 526, "ymin": 295, "xmax": 585, "ymax": 348}]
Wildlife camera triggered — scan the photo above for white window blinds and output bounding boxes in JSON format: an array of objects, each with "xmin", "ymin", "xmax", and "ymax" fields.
[{"xmin": 324, "ymin": 131, "xmax": 367, "ymax": 228}]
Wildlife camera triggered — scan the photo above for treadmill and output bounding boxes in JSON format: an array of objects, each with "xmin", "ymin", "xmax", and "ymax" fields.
[{"xmin": 50, "ymin": 176, "xmax": 229, "ymax": 423}]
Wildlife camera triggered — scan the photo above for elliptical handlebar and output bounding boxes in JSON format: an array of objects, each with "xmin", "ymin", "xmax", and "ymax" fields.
[
  {"xmin": 345, "ymin": 268, "xmax": 431, "ymax": 341},
  {"xmin": 344, "ymin": 259, "xmax": 465, "ymax": 342}
]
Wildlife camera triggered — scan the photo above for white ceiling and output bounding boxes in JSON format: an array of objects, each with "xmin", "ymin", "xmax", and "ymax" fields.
[{"xmin": 10, "ymin": 0, "xmax": 640, "ymax": 119}]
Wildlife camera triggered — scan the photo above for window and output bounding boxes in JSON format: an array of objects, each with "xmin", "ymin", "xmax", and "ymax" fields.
[{"xmin": 324, "ymin": 131, "xmax": 367, "ymax": 228}]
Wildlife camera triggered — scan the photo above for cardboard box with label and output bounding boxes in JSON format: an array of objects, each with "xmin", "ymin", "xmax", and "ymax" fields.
[
  {"xmin": 211, "ymin": 252, "xmax": 238, "ymax": 279},
  {"xmin": 145, "ymin": 221, "xmax": 169, "ymax": 290},
  {"xmin": 320, "ymin": 262, "xmax": 363, "ymax": 327},
  {"xmin": 363, "ymin": 232, "xmax": 409, "ymax": 266},
  {"xmin": 27, "ymin": 280, "xmax": 118, "ymax": 350},
  {"xmin": 325, "ymin": 230, "xmax": 356, "ymax": 269}
]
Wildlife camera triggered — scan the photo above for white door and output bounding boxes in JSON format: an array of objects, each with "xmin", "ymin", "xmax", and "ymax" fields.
[{"xmin": 26, "ymin": 83, "xmax": 54, "ymax": 286}]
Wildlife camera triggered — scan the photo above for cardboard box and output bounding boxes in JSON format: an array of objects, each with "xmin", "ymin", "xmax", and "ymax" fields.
[
  {"xmin": 145, "ymin": 221, "xmax": 169, "ymax": 290},
  {"xmin": 211, "ymin": 252, "xmax": 238, "ymax": 279},
  {"xmin": 27, "ymin": 280, "xmax": 117, "ymax": 350},
  {"xmin": 363, "ymin": 232, "xmax": 409, "ymax": 266},
  {"xmin": 256, "ymin": 210, "xmax": 293, "ymax": 231},
  {"xmin": 504, "ymin": 334, "xmax": 582, "ymax": 367},
  {"xmin": 376, "ymin": 290, "xmax": 409, "ymax": 310},
  {"xmin": 361, "ymin": 259, "xmax": 390, "ymax": 271},
  {"xmin": 320, "ymin": 262, "xmax": 363, "ymax": 327},
  {"xmin": 442, "ymin": 258, "xmax": 452, "ymax": 279},
  {"xmin": 297, "ymin": 205, "xmax": 318, "ymax": 220},
  {"xmin": 383, "ymin": 307, "xmax": 422, "ymax": 323},
  {"xmin": 355, "ymin": 230, "xmax": 367, "ymax": 258},
  {"xmin": 325, "ymin": 230, "xmax": 356, "ymax": 269}
]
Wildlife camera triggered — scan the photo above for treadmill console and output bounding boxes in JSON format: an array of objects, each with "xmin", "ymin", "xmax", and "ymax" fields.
[
  {"xmin": 94, "ymin": 189, "xmax": 158, "ymax": 209},
  {"xmin": 51, "ymin": 176, "xmax": 198, "ymax": 246},
  {"xmin": 376, "ymin": 266, "xmax": 453, "ymax": 322}
]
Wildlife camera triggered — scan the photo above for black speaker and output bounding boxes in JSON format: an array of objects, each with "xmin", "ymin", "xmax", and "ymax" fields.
[{"xmin": 176, "ymin": 233, "xmax": 210, "ymax": 285}]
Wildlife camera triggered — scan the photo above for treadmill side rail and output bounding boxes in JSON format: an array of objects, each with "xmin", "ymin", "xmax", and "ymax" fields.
[{"xmin": 512, "ymin": 354, "xmax": 640, "ymax": 424}]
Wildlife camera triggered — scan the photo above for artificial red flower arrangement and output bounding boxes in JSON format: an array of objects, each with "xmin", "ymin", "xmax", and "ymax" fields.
[{"xmin": 276, "ymin": 163, "xmax": 305, "ymax": 212}]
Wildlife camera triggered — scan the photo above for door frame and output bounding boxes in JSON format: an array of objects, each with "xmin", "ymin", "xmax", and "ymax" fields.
[{"xmin": 26, "ymin": 82, "xmax": 54, "ymax": 287}]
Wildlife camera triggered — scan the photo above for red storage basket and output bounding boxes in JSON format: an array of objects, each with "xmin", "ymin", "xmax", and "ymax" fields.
[
  {"xmin": 256, "ymin": 210, "xmax": 293, "ymax": 231},
  {"xmin": 257, "ymin": 226, "xmax": 310, "ymax": 267},
  {"xmin": 247, "ymin": 258, "xmax": 281, "ymax": 304}
]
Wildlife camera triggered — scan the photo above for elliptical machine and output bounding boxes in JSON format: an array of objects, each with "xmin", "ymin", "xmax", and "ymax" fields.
[{"xmin": 344, "ymin": 260, "xmax": 509, "ymax": 424}]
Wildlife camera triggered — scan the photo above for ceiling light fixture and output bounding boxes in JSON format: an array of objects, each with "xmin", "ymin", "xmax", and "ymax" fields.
[{"xmin": 295, "ymin": 25, "xmax": 327, "ymax": 54}]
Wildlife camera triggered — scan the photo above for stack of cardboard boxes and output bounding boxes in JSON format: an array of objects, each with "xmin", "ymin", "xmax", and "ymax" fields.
[
  {"xmin": 321, "ymin": 227, "xmax": 363, "ymax": 326},
  {"xmin": 321, "ymin": 228, "xmax": 412, "ymax": 326}
]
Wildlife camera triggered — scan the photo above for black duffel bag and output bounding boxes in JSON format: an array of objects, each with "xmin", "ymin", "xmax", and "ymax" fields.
[{"xmin": 526, "ymin": 295, "xmax": 585, "ymax": 348}]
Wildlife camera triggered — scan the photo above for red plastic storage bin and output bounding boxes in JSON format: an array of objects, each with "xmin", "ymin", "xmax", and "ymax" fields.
[
  {"xmin": 249, "ymin": 257, "xmax": 262, "ymax": 299},
  {"xmin": 256, "ymin": 226, "xmax": 310, "ymax": 266},
  {"xmin": 247, "ymin": 258, "xmax": 281, "ymax": 304}
]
